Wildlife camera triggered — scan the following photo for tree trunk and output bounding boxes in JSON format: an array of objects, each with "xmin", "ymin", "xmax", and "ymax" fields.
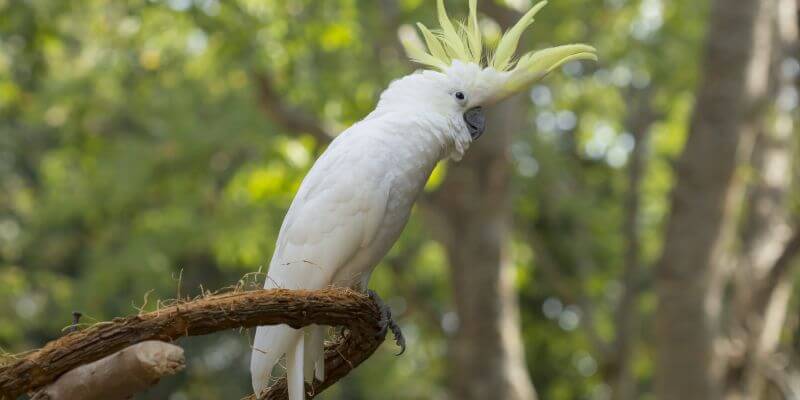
[
  {"xmin": 723, "ymin": 1, "xmax": 799, "ymax": 398},
  {"xmin": 724, "ymin": 131, "xmax": 794, "ymax": 400},
  {"xmin": 653, "ymin": 0, "xmax": 775, "ymax": 398},
  {"xmin": 428, "ymin": 94, "xmax": 537, "ymax": 400}
]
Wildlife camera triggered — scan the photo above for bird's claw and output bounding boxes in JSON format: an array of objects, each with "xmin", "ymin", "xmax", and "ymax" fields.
[
  {"xmin": 389, "ymin": 319, "xmax": 406, "ymax": 355},
  {"xmin": 367, "ymin": 290, "xmax": 406, "ymax": 356}
]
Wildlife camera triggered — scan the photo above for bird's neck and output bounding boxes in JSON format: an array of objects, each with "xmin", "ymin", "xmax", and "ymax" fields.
[{"xmin": 366, "ymin": 108, "xmax": 471, "ymax": 163}]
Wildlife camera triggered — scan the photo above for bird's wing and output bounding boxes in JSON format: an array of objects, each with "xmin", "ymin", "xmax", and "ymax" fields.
[
  {"xmin": 252, "ymin": 133, "xmax": 392, "ymax": 397},
  {"xmin": 264, "ymin": 134, "xmax": 392, "ymax": 291}
]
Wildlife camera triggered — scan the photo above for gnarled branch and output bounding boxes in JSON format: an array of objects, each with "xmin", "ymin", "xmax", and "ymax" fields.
[{"xmin": 0, "ymin": 288, "xmax": 386, "ymax": 400}]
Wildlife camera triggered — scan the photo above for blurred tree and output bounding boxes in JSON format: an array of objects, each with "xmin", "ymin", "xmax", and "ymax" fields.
[
  {"xmin": 720, "ymin": 0, "xmax": 799, "ymax": 398},
  {"xmin": 654, "ymin": 0, "xmax": 780, "ymax": 399}
]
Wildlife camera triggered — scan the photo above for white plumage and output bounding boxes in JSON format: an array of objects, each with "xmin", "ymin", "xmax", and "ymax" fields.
[{"xmin": 250, "ymin": 1, "xmax": 596, "ymax": 398}]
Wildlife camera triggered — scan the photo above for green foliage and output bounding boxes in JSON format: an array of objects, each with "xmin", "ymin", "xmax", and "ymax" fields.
[{"xmin": 0, "ymin": 0, "xmax": 708, "ymax": 398}]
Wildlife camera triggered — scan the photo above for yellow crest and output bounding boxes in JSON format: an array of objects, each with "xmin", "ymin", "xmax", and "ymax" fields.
[{"xmin": 401, "ymin": 0, "xmax": 597, "ymax": 92}]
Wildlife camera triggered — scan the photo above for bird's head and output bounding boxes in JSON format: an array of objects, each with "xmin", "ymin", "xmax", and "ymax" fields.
[{"xmin": 376, "ymin": 0, "xmax": 596, "ymax": 159}]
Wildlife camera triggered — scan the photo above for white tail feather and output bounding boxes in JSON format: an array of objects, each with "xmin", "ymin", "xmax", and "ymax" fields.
[
  {"xmin": 305, "ymin": 325, "xmax": 325, "ymax": 382},
  {"xmin": 251, "ymin": 325, "xmax": 301, "ymax": 396},
  {"xmin": 251, "ymin": 324, "xmax": 327, "ymax": 398},
  {"xmin": 302, "ymin": 328, "xmax": 315, "ymax": 383},
  {"xmin": 287, "ymin": 337, "xmax": 305, "ymax": 400}
]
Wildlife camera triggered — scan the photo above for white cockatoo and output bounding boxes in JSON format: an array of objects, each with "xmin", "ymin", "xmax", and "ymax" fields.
[{"xmin": 251, "ymin": 1, "xmax": 596, "ymax": 398}]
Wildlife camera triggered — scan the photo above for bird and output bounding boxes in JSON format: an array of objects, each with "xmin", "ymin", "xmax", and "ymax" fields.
[{"xmin": 250, "ymin": 1, "xmax": 596, "ymax": 398}]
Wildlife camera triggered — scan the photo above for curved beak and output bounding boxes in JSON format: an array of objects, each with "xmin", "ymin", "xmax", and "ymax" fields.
[{"xmin": 464, "ymin": 107, "xmax": 485, "ymax": 141}]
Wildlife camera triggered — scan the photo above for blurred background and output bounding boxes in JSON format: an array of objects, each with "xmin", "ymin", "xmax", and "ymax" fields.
[{"xmin": 1, "ymin": 0, "xmax": 798, "ymax": 399}]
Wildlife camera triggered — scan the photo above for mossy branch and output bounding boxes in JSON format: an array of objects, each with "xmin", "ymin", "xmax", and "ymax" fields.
[{"xmin": 0, "ymin": 288, "xmax": 386, "ymax": 400}]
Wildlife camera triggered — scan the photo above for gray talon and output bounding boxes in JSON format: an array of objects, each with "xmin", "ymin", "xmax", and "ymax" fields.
[
  {"xmin": 367, "ymin": 289, "xmax": 406, "ymax": 355},
  {"xmin": 389, "ymin": 320, "xmax": 406, "ymax": 355}
]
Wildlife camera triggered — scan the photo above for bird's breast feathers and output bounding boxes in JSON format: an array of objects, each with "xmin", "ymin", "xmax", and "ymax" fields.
[{"xmin": 264, "ymin": 119, "xmax": 431, "ymax": 290}]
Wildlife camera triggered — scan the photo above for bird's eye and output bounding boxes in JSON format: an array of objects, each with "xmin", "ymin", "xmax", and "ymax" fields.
[{"xmin": 454, "ymin": 91, "xmax": 466, "ymax": 101}]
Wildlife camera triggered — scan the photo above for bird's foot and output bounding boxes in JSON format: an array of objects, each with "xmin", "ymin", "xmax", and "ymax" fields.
[{"xmin": 367, "ymin": 289, "xmax": 406, "ymax": 356}]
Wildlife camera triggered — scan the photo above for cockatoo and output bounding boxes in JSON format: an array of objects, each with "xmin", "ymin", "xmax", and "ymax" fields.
[{"xmin": 251, "ymin": 1, "xmax": 596, "ymax": 398}]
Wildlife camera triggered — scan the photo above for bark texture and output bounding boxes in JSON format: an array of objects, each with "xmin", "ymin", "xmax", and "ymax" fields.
[
  {"xmin": 654, "ymin": 0, "xmax": 775, "ymax": 398},
  {"xmin": 31, "ymin": 341, "xmax": 185, "ymax": 400},
  {"xmin": 0, "ymin": 288, "xmax": 385, "ymax": 400},
  {"xmin": 428, "ymin": 94, "xmax": 536, "ymax": 400}
]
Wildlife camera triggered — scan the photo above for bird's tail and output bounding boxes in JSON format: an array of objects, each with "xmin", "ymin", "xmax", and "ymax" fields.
[{"xmin": 251, "ymin": 324, "xmax": 325, "ymax": 400}]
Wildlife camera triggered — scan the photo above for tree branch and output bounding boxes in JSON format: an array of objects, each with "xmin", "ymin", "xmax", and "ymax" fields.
[
  {"xmin": 31, "ymin": 341, "xmax": 185, "ymax": 400},
  {"xmin": 253, "ymin": 73, "xmax": 333, "ymax": 145},
  {"xmin": 0, "ymin": 288, "xmax": 386, "ymax": 400},
  {"xmin": 754, "ymin": 227, "xmax": 800, "ymax": 311}
]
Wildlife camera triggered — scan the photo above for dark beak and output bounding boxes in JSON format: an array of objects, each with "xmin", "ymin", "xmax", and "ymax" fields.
[{"xmin": 464, "ymin": 107, "xmax": 485, "ymax": 141}]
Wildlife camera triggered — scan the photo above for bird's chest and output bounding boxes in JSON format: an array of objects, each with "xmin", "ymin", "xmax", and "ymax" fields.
[{"xmin": 331, "ymin": 147, "xmax": 436, "ymax": 288}]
